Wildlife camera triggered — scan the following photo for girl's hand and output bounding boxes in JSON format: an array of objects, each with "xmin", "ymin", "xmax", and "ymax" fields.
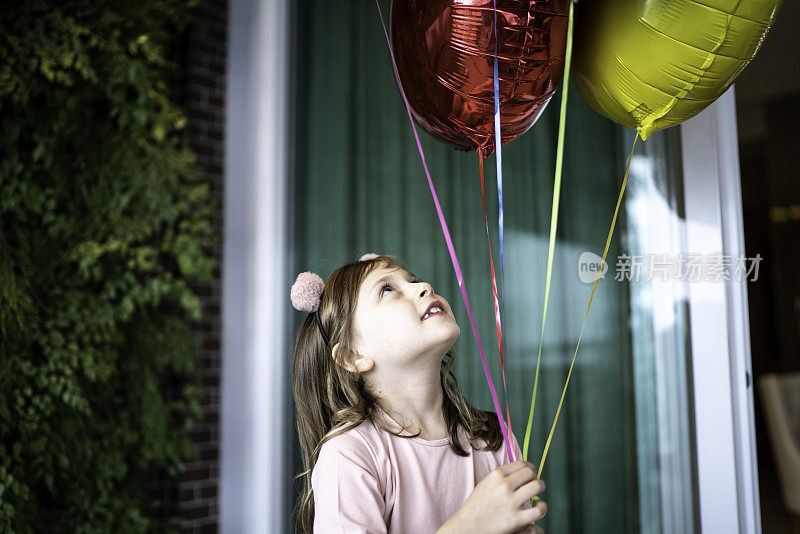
[
  {"xmin": 444, "ymin": 460, "xmax": 547, "ymax": 534},
  {"xmin": 513, "ymin": 526, "xmax": 545, "ymax": 534}
]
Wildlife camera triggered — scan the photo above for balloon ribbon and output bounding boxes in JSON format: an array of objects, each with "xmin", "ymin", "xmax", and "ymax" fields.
[
  {"xmin": 375, "ymin": 0, "xmax": 516, "ymax": 462},
  {"xmin": 537, "ymin": 130, "xmax": 640, "ymax": 480},
  {"xmin": 490, "ymin": 0, "xmax": 513, "ymax": 454},
  {"xmin": 478, "ymin": 155, "xmax": 514, "ymax": 452},
  {"xmin": 522, "ymin": 0, "xmax": 574, "ymax": 464}
]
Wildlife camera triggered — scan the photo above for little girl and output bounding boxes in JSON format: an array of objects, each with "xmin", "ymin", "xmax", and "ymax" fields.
[{"xmin": 291, "ymin": 253, "xmax": 548, "ymax": 534}]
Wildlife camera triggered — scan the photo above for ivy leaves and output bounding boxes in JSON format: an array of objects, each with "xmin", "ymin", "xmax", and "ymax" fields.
[{"xmin": 0, "ymin": 1, "xmax": 212, "ymax": 531}]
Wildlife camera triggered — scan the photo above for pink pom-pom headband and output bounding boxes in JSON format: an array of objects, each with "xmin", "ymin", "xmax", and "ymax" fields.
[{"xmin": 290, "ymin": 253, "xmax": 380, "ymax": 346}]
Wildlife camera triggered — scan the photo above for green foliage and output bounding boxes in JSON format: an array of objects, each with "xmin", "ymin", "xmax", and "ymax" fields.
[{"xmin": 0, "ymin": 0, "xmax": 215, "ymax": 531}]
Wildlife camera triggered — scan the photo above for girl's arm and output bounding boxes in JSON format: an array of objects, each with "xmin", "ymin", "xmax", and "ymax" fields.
[{"xmin": 311, "ymin": 434, "xmax": 388, "ymax": 533}]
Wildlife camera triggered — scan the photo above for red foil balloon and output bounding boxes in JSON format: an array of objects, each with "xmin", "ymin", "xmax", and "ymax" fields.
[{"xmin": 389, "ymin": 0, "xmax": 570, "ymax": 157}]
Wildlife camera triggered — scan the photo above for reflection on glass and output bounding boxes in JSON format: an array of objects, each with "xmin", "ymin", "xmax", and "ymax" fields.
[{"xmin": 623, "ymin": 127, "xmax": 697, "ymax": 534}]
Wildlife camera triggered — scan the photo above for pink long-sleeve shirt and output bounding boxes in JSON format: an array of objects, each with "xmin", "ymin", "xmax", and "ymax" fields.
[{"xmin": 311, "ymin": 404, "xmax": 525, "ymax": 533}]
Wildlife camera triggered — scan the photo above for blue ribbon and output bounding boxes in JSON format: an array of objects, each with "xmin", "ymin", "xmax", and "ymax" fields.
[{"xmin": 492, "ymin": 2, "xmax": 506, "ymax": 353}]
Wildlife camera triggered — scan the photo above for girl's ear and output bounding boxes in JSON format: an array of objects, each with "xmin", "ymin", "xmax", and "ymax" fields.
[{"xmin": 331, "ymin": 343, "xmax": 374, "ymax": 374}]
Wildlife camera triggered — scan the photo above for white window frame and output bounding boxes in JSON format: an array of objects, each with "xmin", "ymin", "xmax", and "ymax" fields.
[
  {"xmin": 222, "ymin": 0, "xmax": 290, "ymax": 532},
  {"xmin": 680, "ymin": 86, "xmax": 762, "ymax": 534}
]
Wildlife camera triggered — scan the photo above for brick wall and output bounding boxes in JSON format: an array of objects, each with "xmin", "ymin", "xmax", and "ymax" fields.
[{"xmin": 158, "ymin": 0, "xmax": 227, "ymax": 532}]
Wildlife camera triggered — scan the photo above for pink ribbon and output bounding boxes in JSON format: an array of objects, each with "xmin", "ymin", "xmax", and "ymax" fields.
[{"xmin": 375, "ymin": 1, "xmax": 515, "ymax": 462}]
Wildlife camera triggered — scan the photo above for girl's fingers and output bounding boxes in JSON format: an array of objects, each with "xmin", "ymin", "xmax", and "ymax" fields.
[
  {"xmin": 514, "ymin": 523, "xmax": 545, "ymax": 534},
  {"xmin": 519, "ymin": 499, "xmax": 548, "ymax": 523},
  {"xmin": 514, "ymin": 478, "xmax": 546, "ymax": 506},
  {"xmin": 497, "ymin": 460, "xmax": 537, "ymax": 477},
  {"xmin": 504, "ymin": 462, "xmax": 539, "ymax": 490}
]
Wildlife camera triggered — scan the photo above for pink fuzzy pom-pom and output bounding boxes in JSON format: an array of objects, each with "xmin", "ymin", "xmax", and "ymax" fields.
[
  {"xmin": 290, "ymin": 272, "xmax": 325, "ymax": 312},
  {"xmin": 359, "ymin": 253, "xmax": 379, "ymax": 262}
]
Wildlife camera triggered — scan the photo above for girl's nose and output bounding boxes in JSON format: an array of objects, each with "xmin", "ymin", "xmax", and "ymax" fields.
[{"xmin": 417, "ymin": 282, "xmax": 434, "ymax": 299}]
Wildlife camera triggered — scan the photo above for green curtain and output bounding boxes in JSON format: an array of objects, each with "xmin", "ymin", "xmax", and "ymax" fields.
[{"xmin": 286, "ymin": 2, "xmax": 685, "ymax": 532}]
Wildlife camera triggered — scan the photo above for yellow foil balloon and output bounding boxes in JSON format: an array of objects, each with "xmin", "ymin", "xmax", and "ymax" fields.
[{"xmin": 573, "ymin": 0, "xmax": 783, "ymax": 140}]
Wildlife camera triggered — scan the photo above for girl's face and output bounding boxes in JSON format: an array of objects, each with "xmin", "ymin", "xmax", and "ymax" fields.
[{"xmin": 350, "ymin": 265, "xmax": 460, "ymax": 369}]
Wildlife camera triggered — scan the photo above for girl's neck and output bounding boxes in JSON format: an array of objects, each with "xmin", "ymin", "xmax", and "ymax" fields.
[{"xmin": 375, "ymin": 383, "xmax": 448, "ymax": 441}]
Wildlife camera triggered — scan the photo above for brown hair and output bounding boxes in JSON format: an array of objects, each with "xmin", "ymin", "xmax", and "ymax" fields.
[{"xmin": 291, "ymin": 254, "xmax": 503, "ymax": 534}]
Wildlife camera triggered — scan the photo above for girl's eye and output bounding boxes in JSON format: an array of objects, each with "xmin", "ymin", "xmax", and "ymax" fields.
[{"xmin": 379, "ymin": 278, "xmax": 424, "ymax": 297}]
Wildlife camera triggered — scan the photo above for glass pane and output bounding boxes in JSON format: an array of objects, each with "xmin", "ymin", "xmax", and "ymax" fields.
[
  {"xmin": 622, "ymin": 128, "xmax": 698, "ymax": 534},
  {"xmin": 288, "ymin": 2, "xmax": 697, "ymax": 531}
]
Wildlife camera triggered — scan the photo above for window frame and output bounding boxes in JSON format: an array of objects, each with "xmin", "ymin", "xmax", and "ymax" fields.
[{"xmin": 680, "ymin": 86, "xmax": 762, "ymax": 534}]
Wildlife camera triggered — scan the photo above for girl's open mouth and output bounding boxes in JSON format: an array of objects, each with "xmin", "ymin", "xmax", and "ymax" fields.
[{"xmin": 422, "ymin": 306, "xmax": 446, "ymax": 320}]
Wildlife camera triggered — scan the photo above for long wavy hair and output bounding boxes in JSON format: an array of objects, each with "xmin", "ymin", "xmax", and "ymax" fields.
[{"xmin": 291, "ymin": 254, "xmax": 503, "ymax": 534}]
